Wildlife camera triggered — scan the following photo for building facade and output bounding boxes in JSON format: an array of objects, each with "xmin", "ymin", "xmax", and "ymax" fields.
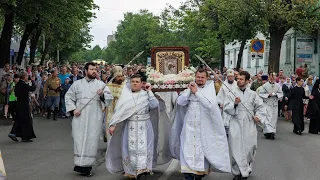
[
  {"xmin": 225, "ymin": 29, "xmax": 320, "ymax": 76},
  {"xmin": 107, "ymin": 33, "xmax": 116, "ymax": 46}
]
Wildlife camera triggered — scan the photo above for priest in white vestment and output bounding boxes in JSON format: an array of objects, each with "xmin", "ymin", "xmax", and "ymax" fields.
[
  {"xmin": 217, "ymin": 69, "xmax": 238, "ymax": 132},
  {"xmin": 171, "ymin": 69, "xmax": 231, "ymax": 180},
  {"xmin": 224, "ymin": 71, "xmax": 266, "ymax": 180},
  {"xmin": 65, "ymin": 62, "xmax": 113, "ymax": 177},
  {"xmin": 259, "ymin": 73, "xmax": 283, "ymax": 140},
  {"xmin": 106, "ymin": 74, "xmax": 171, "ymax": 179}
]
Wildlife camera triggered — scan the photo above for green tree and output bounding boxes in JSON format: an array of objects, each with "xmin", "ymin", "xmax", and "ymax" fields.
[
  {"xmin": 0, "ymin": 0, "xmax": 97, "ymax": 66},
  {"xmin": 214, "ymin": 0, "xmax": 258, "ymax": 69},
  {"xmin": 0, "ymin": 1, "xmax": 15, "ymax": 67},
  {"xmin": 106, "ymin": 10, "xmax": 162, "ymax": 64},
  {"xmin": 37, "ymin": 0, "xmax": 96, "ymax": 65}
]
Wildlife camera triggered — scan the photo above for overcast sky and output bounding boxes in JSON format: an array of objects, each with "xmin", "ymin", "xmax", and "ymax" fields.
[{"xmin": 90, "ymin": 0, "xmax": 184, "ymax": 48}]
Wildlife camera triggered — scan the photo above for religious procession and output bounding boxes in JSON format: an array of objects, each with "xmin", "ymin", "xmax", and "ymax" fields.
[
  {"xmin": 1, "ymin": 45, "xmax": 320, "ymax": 180},
  {"xmin": 3, "ymin": 0, "xmax": 320, "ymax": 179}
]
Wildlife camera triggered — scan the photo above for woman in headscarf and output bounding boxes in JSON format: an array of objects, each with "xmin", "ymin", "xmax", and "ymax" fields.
[
  {"xmin": 303, "ymin": 76, "xmax": 314, "ymax": 116},
  {"xmin": 306, "ymin": 79, "xmax": 320, "ymax": 134}
]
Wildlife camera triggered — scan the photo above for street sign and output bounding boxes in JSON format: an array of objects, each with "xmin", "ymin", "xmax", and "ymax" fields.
[
  {"xmin": 250, "ymin": 40, "xmax": 265, "ymax": 53},
  {"xmin": 252, "ymin": 52, "xmax": 263, "ymax": 59},
  {"xmin": 297, "ymin": 54, "xmax": 313, "ymax": 62},
  {"xmin": 10, "ymin": 49, "xmax": 14, "ymax": 56}
]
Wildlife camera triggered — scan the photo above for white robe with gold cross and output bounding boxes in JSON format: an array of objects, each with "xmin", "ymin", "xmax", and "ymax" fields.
[{"xmin": 106, "ymin": 87, "xmax": 159, "ymax": 178}]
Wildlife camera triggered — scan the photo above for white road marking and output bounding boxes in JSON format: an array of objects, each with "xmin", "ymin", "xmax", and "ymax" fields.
[{"xmin": 158, "ymin": 159, "xmax": 179, "ymax": 180}]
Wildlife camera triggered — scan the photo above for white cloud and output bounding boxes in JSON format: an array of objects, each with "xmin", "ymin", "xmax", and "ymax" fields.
[{"xmin": 90, "ymin": 0, "xmax": 184, "ymax": 48}]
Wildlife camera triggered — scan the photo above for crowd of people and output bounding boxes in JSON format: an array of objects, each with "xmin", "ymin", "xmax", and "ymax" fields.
[
  {"xmin": 212, "ymin": 65, "xmax": 319, "ymax": 135},
  {"xmin": 2, "ymin": 60, "xmax": 320, "ymax": 180},
  {"xmin": 0, "ymin": 62, "xmax": 148, "ymax": 121}
]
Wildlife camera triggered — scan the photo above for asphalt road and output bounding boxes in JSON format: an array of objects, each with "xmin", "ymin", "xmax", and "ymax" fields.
[{"xmin": 0, "ymin": 116, "xmax": 320, "ymax": 180}]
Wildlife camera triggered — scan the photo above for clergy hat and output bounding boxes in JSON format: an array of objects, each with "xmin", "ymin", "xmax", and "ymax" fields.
[
  {"xmin": 261, "ymin": 75, "xmax": 268, "ymax": 80},
  {"xmin": 112, "ymin": 66, "xmax": 123, "ymax": 77},
  {"xmin": 226, "ymin": 69, "xmax": 234, "ymax": 77}
]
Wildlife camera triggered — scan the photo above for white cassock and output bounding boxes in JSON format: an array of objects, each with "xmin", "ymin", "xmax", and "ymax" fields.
[
  {"xmin": 65, "ymin": 78, "xmax": 113, "ymax": 167},
  {"xmin": 106, "ymin": 86, "xmax": 172, "ymax": 178},
  {"xmin": 224, "ymin": 87, "xmax": 266, "ymax": 178},
  {"xmin": 216, "ymin": 80, "xmax": 238, "ymax": 128},
  {"xmin": 259, "ymin": 82, "xmax": 283, "ymax": 134},
  {"xmin": 171, "ymin": 82, "xmax": 231, "ymax": 175},
  {"xmin": 155, "ymin": 92, "xmax": 178, "ymax": 122}
]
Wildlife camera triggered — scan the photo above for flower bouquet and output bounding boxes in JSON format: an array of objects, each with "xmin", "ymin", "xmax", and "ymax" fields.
[{"xmin": 146, "ymin": 67, "xmax": 195, "ymax": 92}]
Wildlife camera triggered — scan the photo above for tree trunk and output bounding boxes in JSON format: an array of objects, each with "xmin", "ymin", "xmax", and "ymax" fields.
[
  {"xmin": 16, "ymin": 23, "xmax": 38, "ymax": 65},
  {"xmin": 0, "ymin": 6, "xmax": 14, "ymax": 68},
  {"xmin": 29, "ymin": 29, "xmax": 42, "ymax": 65},
  {"xmin": 236, "ymin": 39, "xmax": 246, "ymax": 70},
  {"xmin": 220, "ymin": 40, "xmax": 225, "ymax": 71},
  {"xmin": 268, "ymin": 27, "xmax": 287, "ymax": 73},
  {"xmin": 40, "ymin": 38, "xmax": 51, "ymax": 65}
]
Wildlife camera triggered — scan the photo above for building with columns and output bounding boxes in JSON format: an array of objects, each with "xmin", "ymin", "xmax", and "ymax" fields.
[{"xmin": 225, "ymin": 29, "xmax": 320, "ymax": 76}]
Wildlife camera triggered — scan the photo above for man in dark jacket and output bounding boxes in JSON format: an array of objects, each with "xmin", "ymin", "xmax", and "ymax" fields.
[
  {"xmin": 69, "ymin": 69, "xmax": 83, "ymax": 84},
  {"xmin": 8, "ymin": 72, "xmax": 36, "ymax": 142}
]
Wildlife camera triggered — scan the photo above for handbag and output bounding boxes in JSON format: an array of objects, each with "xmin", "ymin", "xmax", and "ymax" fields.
[{"xmin": 0, "ymin": 150, "xmax": 6, "ymax": 179}]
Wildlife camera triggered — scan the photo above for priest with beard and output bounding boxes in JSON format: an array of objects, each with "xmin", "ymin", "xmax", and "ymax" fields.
[
  {"xmin": 65, "ymin": 62, "xmax": 113, "ymax": 177},
  {"xmin": 104, "ymin": 66, "xmax": 125, "ymax": 142},
  {"xmin": 224, "ymin": 71, "xmax": 266, "ymax": 180},
  {"xmin": 217, "ymin": 69, "xmax": 238, "ymax": 133},
  {"xmin": 171, "ymin": 69, "xmax": 230, "ymax": 180}
]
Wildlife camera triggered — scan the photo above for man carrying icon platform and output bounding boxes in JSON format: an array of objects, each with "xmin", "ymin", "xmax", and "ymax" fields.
[
  {"xmin": 106, "ymin": 74, "xmax": 169, "ymax": 179},
  {"xmin": 171, "ymin": 69, "xmax": 230, "ymax": 180}
]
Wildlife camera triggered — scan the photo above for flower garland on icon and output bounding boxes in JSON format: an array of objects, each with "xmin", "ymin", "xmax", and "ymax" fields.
[{"xmin": 146, "ymin": 66, "xmax": 196, "ymax": 89}]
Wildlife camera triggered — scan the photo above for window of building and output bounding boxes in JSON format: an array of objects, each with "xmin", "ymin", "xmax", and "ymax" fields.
[{"xmin": 286, "ymin": 36, "xmax": 292, "ymax": 64}]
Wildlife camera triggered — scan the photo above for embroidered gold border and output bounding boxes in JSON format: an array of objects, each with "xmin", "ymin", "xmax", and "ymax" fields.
[{"xmin": 155, "ymin": 51, "xmax": 185, "ymax": 74}]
